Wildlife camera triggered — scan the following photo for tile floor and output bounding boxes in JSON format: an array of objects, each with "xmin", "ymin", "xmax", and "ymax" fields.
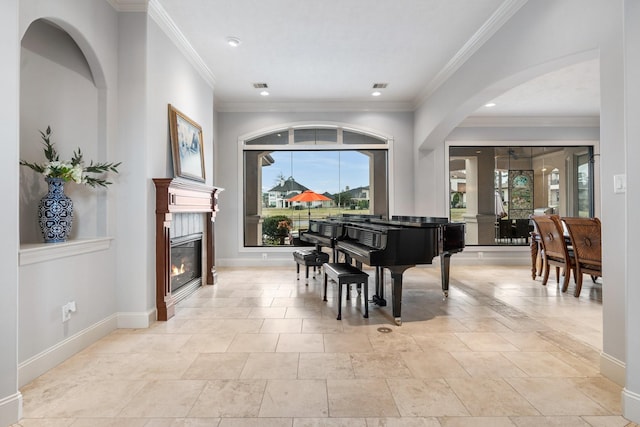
[{"xmin": 12, "ymin": 264, "xmax": 639, "ymax": 427}]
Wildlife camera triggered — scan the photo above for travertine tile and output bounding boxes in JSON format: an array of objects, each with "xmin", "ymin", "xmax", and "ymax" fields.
[
  {"xmin": 23, "ymin": 379, "xmax": 146, "ymax": 418},
  {"xmin": 411, "ymin": 332, "xmax": 471, "ymax": 352},
  {"xmin": 15, "ymin": 265, "xmax": 629, "ymax": 426},
  {"xmin": 510, "ymin": 415, "xmax": 591, "ymax": 426},
  {"xmin": 188, "ymin": 379, "xmax": 266, "ymax": 417},
  {"xmin": 501, "ymin": 351, "xmax": 583, "ymax": 377},
  {"xmin": 438, "ymin": 416, "xmax": 516, "ymax": 427},
  {"xmin": 258, "ymin": 379, "xmax": 328, "ymax": 417},
  {"xmin": 240, "ymin": 353, "xmax": 299, "ymax": 379},
  {"xmin": 506, "ymin": 377, "xmax": 610, "ymax": 415},
  {"xmin": 454, "ymin": 332, "xmax": 520, "ymax": 352},
  {"xmin": 218, "ymin": 418, "xmax": 292, "ymax": 427},
  {"xmin": 298, "ymin": 353, "xmax": 354, "ymax": 379},
  {"xmin": 260, "ymin": 318, "xmax": 303, "ymax": 333},
  {"xmin": 227, "ymin": 333, "xmax": 279, "ymax": 352},
  {"xmin": 118, "ymin": 380, "xmax": 206, "ymax": 417},
  {"xmin": 181, "ymin": 353, "xmax": 249, "ymax": 379},
  {"xmin": 386, "ymin": 378, "xmax": 469, "ymax": 417},
  {"xmin": 323, "ymin": 333, "xmax": 373, "ymax": 353},
  {"xmin": 293, "ymin": 418, "xmax": 366, "ymax": 427},
  {"xmin": 401, "ymin": 351, "xmax": 470, "ymax": 379},
  {"xmin": 445, "ymin": 377, "xmax": 539, "ymax": 416},
  {"xmin": 450, "ymin": 351, "xmax": 528, "ymax": 378},
  {"xmin": 365, "ymin": 418, "xmax": 441, "ymax": 427},
  {"xmin": 276, "ymin": 333, "xmax": 324, "ymax": 352},
  {"xmin": 350, "ymin": 352, "xmax": 413, "ymax": 379},
  {"xmin": 327, "ymin": 379, "xmax": 399, "ymax": 417}
]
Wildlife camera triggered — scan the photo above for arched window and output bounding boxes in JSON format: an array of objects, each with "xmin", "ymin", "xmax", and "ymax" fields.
[{"xmin": 241, "ymin": 125, "xmax": 390, "ymax": 247}]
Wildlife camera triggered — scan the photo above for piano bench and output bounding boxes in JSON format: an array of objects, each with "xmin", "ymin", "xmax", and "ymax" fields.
[
  {"xmin": 322, "ymin": 262, "xmax": 369, "ymax": 320},
  {"xmin": 293, "ymin": 249, "xmax": 330, "ymax": 282}
]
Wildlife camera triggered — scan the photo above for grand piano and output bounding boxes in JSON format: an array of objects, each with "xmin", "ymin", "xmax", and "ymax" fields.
[
  {"xmin": 301, "ymin": 215, "xmax": 465, "ymax": 325},
  {"xmin": 301, "ymin": 214, "xmax": 381, "ymax": 260}
]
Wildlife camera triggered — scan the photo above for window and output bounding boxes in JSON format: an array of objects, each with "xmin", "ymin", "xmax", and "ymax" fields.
[
  {"xmin": 448, "ymin": 144, "xmax": 595, "ymax": 246},
  {"xmin": 242, "ymin": 126, "xmax": 390, "ymax": 247}
]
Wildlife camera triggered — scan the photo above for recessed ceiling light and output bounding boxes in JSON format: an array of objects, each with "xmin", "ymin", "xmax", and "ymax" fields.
[
  {"xmin": 260, "ymin": 90, "xmax": 269, "ymax": 96},
  {"xmin": 372, "ymin": 91, "xmax": 382, "ymax": 97},
  {"xmin": 484, "ymin": 102, "xmax": 496, "ymax": 107},
  {"xmin": 226, "ymin": 37, "xmax": 241, "ymax": 47}
]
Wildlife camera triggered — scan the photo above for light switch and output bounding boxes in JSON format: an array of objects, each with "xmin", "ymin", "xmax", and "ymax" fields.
[{"xmin": 614, "ymin": 174, "xmax": 626, "ymax": 194}]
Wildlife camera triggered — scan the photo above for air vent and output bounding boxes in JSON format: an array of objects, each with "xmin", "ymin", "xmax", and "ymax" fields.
[
  {"xmin": 372, "ymin": 83, "xmax": 388, "ymax": 89},
  {"xmin": 253, "ymin": 83, "xmax": 268, "ymax": 88}
]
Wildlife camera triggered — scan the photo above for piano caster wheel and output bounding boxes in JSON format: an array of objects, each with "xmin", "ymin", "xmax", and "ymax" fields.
[
  {"xmin": 394, "ymin": 318, "xmax": 402, "ymax": 326},
  {"xmin": 443, "ymin": 290, "xmax": 449, "ymax": 298}
]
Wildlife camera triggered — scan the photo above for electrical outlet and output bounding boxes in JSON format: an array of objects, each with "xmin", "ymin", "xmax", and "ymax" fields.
[
  {"xmin": 62, "ymin": 301, "xmax": 76, "ymax": 322},
  {"xmin": 62, "ymin": 304, "xmax": 71, "ymax": 322},
  {"xmin": 262, "ymin": 253, "xmax": 268, "ymax": 260}
]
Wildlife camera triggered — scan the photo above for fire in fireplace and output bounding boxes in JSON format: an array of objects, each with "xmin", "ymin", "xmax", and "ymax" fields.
[{"xmin": 170, "ymin": 233, "xmax": 202, "ymax": 294}]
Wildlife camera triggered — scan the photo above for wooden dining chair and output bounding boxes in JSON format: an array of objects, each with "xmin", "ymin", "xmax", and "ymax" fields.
[
  {"xmin": 530, "ymin": 215, "xmax": 575, "ymax": 292},
  {"xmin": 562, "ymin": 217, "xmax": 602, "ymax": 297}
]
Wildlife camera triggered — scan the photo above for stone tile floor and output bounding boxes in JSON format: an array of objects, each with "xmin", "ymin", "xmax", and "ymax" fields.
[{"xmin": 12, "ymin": 264, "xmax": 639, "ymax": 426}]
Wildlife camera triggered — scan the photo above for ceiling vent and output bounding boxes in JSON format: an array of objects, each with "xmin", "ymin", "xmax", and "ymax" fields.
[
  {"xmin": 372, "ymin": 83, "xmax": 388, "ymax": 89},
  {"xmin": 253, "ymin": 83, "xmax": 268, "ymax": 88}
]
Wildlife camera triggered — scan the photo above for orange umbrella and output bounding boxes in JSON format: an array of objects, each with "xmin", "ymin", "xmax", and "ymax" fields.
[
  {"xmin": 287, "ymin": 189, "xmax": 331, "ymax": 203},
  {"xmin": 287, "ymin": 190, "xmax": 331, "ymax": 219}
]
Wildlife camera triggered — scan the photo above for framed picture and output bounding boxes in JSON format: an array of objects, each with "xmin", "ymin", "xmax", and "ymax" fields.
[{"xmin": 168, "ymin": 104, "xmax": 205, "ymax": 182}]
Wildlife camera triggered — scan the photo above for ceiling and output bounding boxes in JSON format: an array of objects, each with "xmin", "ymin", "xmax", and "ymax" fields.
[{"xmin": 154, "ymin": 0, "xmax": 600, "ymax": 117}]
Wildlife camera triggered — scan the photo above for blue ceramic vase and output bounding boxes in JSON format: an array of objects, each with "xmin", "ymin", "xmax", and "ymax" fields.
[{"xmin": 38, "ymin": 177, "xmax": 73, "ymax": 243}]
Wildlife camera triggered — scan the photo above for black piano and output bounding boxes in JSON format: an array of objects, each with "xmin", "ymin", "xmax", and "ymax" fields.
[
  {"xmin": 306, "ymin": 215, "xmax": 464, "ymax": 325},
  {"xmin": 300, "ymin": 214, "xmax": 381, "ymax": 260}
]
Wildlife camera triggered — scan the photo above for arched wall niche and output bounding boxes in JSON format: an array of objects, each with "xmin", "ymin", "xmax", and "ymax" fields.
[{"xmin": 19, "ymin": 17, "xmax": 110, "ymax": 244}]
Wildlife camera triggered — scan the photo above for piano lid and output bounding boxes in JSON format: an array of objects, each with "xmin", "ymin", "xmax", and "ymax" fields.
[{"xmin": 368, "ymin": 216, "xmax": 450, "ymax": 228}]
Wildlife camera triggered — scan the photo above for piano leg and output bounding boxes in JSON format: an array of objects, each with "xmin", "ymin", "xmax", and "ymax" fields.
[
  {"xmin": 372, "ymin": 266, "xmax": 386, "ymax": 307},
  {"xmin": 389, "ymin": 265, "xmax": 412, "ymax": 326},
  {"xmin": 440, "ymin": 252, "xmax": 451, "ymax": 298}
]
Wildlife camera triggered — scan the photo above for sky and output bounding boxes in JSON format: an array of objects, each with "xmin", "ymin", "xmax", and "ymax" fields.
[{"xmin": 262, "ymin": 150, "xmax": 370, "ymax": 194}]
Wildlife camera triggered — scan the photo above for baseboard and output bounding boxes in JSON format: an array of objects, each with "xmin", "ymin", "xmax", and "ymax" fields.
[
  {"xmin": 600, "ymin": 351, "xmax": 626, "ymax": 386},
  {"xmin": 0, "ymin": 392, "xmax": 22, "ymax": 426},
  {"xmin": 117, "ymin": 309, "xmax": 157, "ymax": 328},
  {"xmin": 18, "ymin": 314, "xmax": 117, "ymax": 387},
  {"xmin": 623, "ymin": 387, "xmax": 640, "ymax": 423},
  {"xmin": 218, "ymin": 257, "xmax": 294, "ymax": 267}
]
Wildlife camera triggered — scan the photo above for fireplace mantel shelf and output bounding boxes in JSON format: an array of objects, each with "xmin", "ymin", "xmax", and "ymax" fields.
[{"xmin": 153, "ymin": 178, "xmax": 223, "ymax": 321}]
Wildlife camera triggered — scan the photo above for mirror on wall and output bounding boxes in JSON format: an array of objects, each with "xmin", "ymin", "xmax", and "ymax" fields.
[{"xmin": 448, "ymin": 145, "xmax": 594, "ymax": 246}]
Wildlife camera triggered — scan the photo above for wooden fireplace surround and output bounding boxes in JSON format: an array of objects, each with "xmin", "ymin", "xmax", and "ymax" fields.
[{"xmin": 153, "ymin": 178, "xmax": 222, "ymax": 321}]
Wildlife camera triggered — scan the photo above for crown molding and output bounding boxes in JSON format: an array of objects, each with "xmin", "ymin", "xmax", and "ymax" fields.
[
  {"xmin": 414, "ymin": 0, "xmax": 529, "ymax": 108},
  {"xmin": 215, "ymin": 100, "xmax": 415, "ymax": 113},
  {"xmin": 106, "ymin": 0, "xmax": 148, "ymax": 12},
  {"xmin": 459, "ymin": 115, "xmax": 600, "ymax": 128},
  {"xmin": 147, "ymin": 0, "xmax": 215, "ymax": 89}
]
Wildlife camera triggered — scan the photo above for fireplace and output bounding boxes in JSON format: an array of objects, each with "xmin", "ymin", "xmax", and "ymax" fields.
[
  {"xmin": 153, "ymin": 178, "xmax": 222, "ymax": 321},
  {"xmin": 170, "ymin": 233, "xmax": 202, "ymax": 295}
]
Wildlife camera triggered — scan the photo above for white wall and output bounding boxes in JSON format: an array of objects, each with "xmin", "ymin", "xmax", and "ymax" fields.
[
  {"xmin": 115, "ymin": 11, "xmax": 150, "ymax": 319},
  {"xmin": 216, "ymin": 111, "xmax": 413, "ymax": 266},
  {"xmin": 623, "ymin": 0, "xmax": 640, "ymax": 420},
  {"xmin": 413, "ymin": 0, "xmax": 636, "ymax": 420},
  {"xmin": 0, "ymin": 0, "xmax": 21, "ymax": 424},
  {"xmin": 114, "ymin": 9, "xmax": 215, "ymax": 320},
  {"xmin": 17, "ymin": 0, "xmax": 121, "ymax": 387},
  {"xmin": 13, "ymin": 0, "xmax": 216, "ymax": 398}
]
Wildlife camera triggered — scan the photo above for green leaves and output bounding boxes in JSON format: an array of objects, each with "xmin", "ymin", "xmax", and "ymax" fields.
[{"xmin": 20, "ymin": 126, "xmax": 121, "ymax": 188}]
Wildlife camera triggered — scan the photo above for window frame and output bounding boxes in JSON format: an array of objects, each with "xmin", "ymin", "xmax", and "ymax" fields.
[
  {"xmin": 238, "ymin": 122, "xmax": 393, "ymax": 252},
  {"xmin": 445, "ymin": 139, "xmax": 600, "ymax": 247}
]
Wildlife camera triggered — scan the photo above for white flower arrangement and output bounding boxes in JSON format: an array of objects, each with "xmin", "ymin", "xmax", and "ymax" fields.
[{"xmin": 20, "ymin": 126, "xmax": 121, "ymax": 187}]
